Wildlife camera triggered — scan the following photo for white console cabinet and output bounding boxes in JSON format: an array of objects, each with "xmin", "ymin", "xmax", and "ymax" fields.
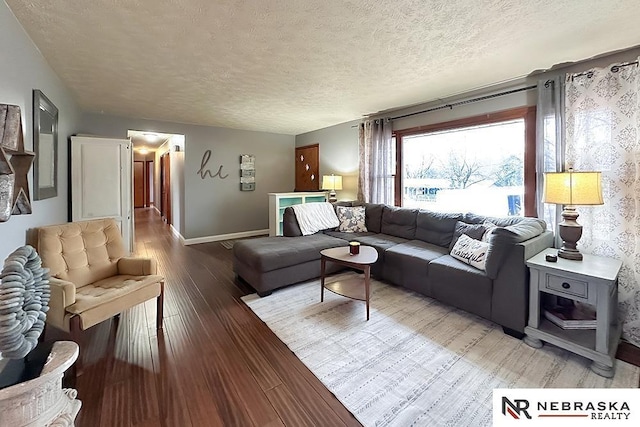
[{"xmin": 268, "ymin": 192, "xmax": 328, "ymax": 236}]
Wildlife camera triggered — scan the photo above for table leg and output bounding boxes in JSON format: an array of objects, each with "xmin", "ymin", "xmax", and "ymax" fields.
[
  {"xmin": 527, "ymin": 269, "xmax": 541, "ymax": 328},
  {"xmin": 596, "ymin": 282, "xmax": 611, "ymax": 354},
  {"xmin": 590, "ymin": 361, "xmax": 615, "ymax": 378},
  {"xmin": 365, "ymin": 265, "xmax": 370, "ymax": 321},
  {"xmin": 320, "ymin": 257, "xmax": 326, "ymax": 302},
  {"xmin": 524, "ymin": 335, "xmax": 543, "ymax": 348}
]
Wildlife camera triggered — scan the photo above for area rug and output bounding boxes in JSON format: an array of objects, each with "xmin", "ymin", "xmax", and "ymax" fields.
[{"xmin": 242, "ymin": 272, "xmax": 640, "ymax": 427}]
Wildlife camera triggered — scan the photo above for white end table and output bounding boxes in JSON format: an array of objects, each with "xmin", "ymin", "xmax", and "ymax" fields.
[{"xmin": 524, "ymin": 249, "xmax": 622, "ymax": 378}]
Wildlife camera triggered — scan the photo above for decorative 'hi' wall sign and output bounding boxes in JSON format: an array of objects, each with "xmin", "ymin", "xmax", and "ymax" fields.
[
  {"xmin": 197, "ymin": 149, "xmax": 229, "ymax": 180},
  {"xmin": 0, "ymin": 104, "xmax": 34, "ymax": 222},
  {"xmin": 240, "ymin": 154, "xmax": 255, "ymax": 191}
]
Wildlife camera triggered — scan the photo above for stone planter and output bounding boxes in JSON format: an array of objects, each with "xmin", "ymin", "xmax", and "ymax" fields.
[{"xmin": 0, "ymin": 341, "xmax": 81, "ymax": 426}]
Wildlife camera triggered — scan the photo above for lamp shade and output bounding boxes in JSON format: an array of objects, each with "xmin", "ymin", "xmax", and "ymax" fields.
[
  {"xmin": 322, "ymin": 175, "xmax": 343, "ymax": 191},
  {"xmin": 543, "ymin": 170, "xmax": 604, "ymax": 205}
]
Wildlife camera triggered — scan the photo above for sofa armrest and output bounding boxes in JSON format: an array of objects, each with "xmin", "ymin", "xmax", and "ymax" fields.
[
  {"xmin": 283, "ymin": 207, "xmax": 303, "ymax": 237},
  {"xmin": 490, "ymin": 231, "xmax": 554, "ymax": 332},
  {"xmin": 117, "ymin": 257, "xmax": 157, "ymax": 276},
  {"xmin": 484, "ymin": 219, "xmax": 548, "ymax": 279},
  {"xmin": 519, "ymin": 230, "xmax": 556, "ymax": 260},
  {"xmin": 47, "ymin": 277, "xmax": 77, "ymax": 331}
]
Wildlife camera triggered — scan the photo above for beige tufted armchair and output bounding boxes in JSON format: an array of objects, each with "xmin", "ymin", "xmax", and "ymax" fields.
[{"xmin": 33, "ymin": 218, "xmax": 164, "ymax": 344}]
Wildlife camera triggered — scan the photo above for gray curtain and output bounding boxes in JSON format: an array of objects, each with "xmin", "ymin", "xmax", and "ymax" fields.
[
  {"xmin": 358, "ymin": 118, "xmax": 394, "ymax": 204},
  {"xmin": 535, "ymin": 76, "xmax": 565, "ymax": 247},
  {"xmin": 564, "ymin": 60, "xmax": 640, "ymax": 346}
]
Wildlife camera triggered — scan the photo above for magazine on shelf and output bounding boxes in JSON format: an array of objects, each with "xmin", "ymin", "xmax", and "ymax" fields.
[{"xmin": 543, "ymin": 302, "xmax": 597, "ymax": 330}]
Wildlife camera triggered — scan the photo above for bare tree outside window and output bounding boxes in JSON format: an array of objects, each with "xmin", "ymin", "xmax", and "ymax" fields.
[
  {"xmin": 405, "ymin": 157, "xmax": 435, "ymax": 179},
  {"xmin": 440, "ymin": 150, "xmax": 484, "ymax": 189}
]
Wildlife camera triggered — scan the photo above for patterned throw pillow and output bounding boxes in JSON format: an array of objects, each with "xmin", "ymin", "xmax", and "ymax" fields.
[
  {"xmin": 450, "ymin": 234, "xmax": 489, "ymax": 271},
  {"xmin": 336, "ymin": 206, "xmax": 368, "ymax": 232}
]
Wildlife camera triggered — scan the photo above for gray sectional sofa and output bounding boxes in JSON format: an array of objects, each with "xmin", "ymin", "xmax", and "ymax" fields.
[{"xmin": 233, "ymin": 203, "xmax": 554, "ymax": 334}]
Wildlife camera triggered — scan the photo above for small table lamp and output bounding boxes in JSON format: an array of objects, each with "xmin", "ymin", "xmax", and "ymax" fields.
[
  {"xmin": 543, "ymin": 169, "xmax": 603, "ymax": 261},
  {"xmin": 322, "ymin": 174, "xmax": 343, "ymax": 203}
]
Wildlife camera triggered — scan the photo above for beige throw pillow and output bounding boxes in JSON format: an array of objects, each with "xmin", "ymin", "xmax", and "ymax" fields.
[{"xmin": 450, "ymin": 234, "xmax": 489, "ymax": 271}]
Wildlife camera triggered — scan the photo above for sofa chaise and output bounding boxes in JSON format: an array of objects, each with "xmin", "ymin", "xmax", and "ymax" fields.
[{"xmin": 233, "ymin": 202, "xmax": 553, "ymax": 334}]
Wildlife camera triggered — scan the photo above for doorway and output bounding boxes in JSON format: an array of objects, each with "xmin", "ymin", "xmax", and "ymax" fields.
[
  {"xmin": 160, "ymin": 152, "xmax": 171, "ymax": 225},
  {"xmin": 134, "ymin": 160, "xmax": 155, "ymax": 208},
  {"xmin": 146, "ymin": 160, "xmax": 154, "ymax": 207},
  {"xmin": 128, "ymin": 130, "xmax": 184, "ymax": 236},
  {"xmin": 70, "ymin": 136, "xmax": 134, "ymax": 253},
  {"xmin": 295, "ymin": 144, "xmax": 319, "ymax": 191},
  {"xmin": 134, "ymin": 161, "xmax": 145, "ymax": 208}
]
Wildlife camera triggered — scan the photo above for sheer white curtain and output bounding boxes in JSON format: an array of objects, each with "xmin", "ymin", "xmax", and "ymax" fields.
[
  {"xmin": 565, "ymin": 60, "xmax": 640, "ymax": 346},
  {"xmin": 358, "ymin": 118, "xmax": 394, "ymax": 204},
  {"xmin": 536, "ymin": 76, "xmax": 565, "ymax": 246}
]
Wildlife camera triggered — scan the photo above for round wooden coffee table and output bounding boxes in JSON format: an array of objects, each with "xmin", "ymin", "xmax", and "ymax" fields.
[{"xmin": 320, "ymin": 246, "xmax": 378, "ymax": 320}]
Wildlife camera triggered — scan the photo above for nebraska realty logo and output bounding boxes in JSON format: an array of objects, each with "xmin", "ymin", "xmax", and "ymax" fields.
[{"xmin": 493, "ymin": 389, "xmax": 640, "ymax": 426}]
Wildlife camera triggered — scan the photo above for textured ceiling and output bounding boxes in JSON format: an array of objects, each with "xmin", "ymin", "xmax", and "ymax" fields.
[{"xmin": 6, "ymin": 0, "xmax": 640, "ymax": 135}]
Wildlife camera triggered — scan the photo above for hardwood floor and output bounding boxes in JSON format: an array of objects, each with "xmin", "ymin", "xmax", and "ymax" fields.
[
  {"xmin": 49, "ymin": 208, "xmax": 640, "ymax": 426},
  {"xmin": 53, "ymin": 208, "xmax": 362, "ymax": 427}
]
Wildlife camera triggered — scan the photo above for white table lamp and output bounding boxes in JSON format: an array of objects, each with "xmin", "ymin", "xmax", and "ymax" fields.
[
  {"xmin": 322, "ymin": 174, "xmax": 343, "ymax": 202},
  {"xmin": 543, "ymin": 169, "xmax": 603, "ymax": 260}
]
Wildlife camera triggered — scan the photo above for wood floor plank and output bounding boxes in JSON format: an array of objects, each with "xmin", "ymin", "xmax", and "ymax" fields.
[
  {"xmin": 156, "ymin": 264, "xmax": 282, "ymax": 426},
  {"xmin": 221, "ymin": 315, "xmax": 284, "ymax": 391},
  {"xmin": 74, "ymin": 356, "xmax": 107, "ymax": 427},
  {"xmin": 195, "ymin": 312, "xmax": 283, "ymax": 426},
  {"xmin": 104, "ymin": 315, "xmax": 132, "ymax": 386},
  {"xmin": 99, "ymin": 381, "xmax": 131, "ymax": 427},
  {"xmin": 127, "ymin": 313, "xmax": 160, "ymax": 426},
  {"xmin": 161, "ymin": 316, "xmax": 227, "ymax": 426},
  {"xmin": 148, "ymin": 334, "xmax": 193, "ymax": 427},
  {"xmin": 132, "ymin": 418, "xmax": 162, "ymax": 427},
  {"xmin": 265, "ymin": 384, "xmax": 320, "ymax": 427}
]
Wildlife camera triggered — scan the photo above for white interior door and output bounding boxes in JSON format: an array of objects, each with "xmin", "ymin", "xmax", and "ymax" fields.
[{"xmin": 71, "ymin": 136, "xmax": 133, "ymax": 253}]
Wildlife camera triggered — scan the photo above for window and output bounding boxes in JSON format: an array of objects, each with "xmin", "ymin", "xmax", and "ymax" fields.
[{"xmin": 395, "ymin": 107, "xmax": 536, "ymax": 216}]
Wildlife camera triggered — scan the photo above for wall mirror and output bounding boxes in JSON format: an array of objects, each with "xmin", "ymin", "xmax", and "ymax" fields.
[{"xmin": 33, "ymin": 89, "xmax": 58, "ymax": 200}]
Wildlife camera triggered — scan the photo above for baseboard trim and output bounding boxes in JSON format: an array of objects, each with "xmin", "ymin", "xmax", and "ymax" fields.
[
  {"xmin": 183, "ymin": 229, "xmax": 269, "ymax": 246},
  {"xmin": 169, "ymin": 224, "xmax": 185, "ymax": 244}
]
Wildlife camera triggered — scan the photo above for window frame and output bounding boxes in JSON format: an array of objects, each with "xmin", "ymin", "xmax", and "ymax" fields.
[{"xmin": 393, "ymin": 106, "xmax": 537, "ymax": 216}]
